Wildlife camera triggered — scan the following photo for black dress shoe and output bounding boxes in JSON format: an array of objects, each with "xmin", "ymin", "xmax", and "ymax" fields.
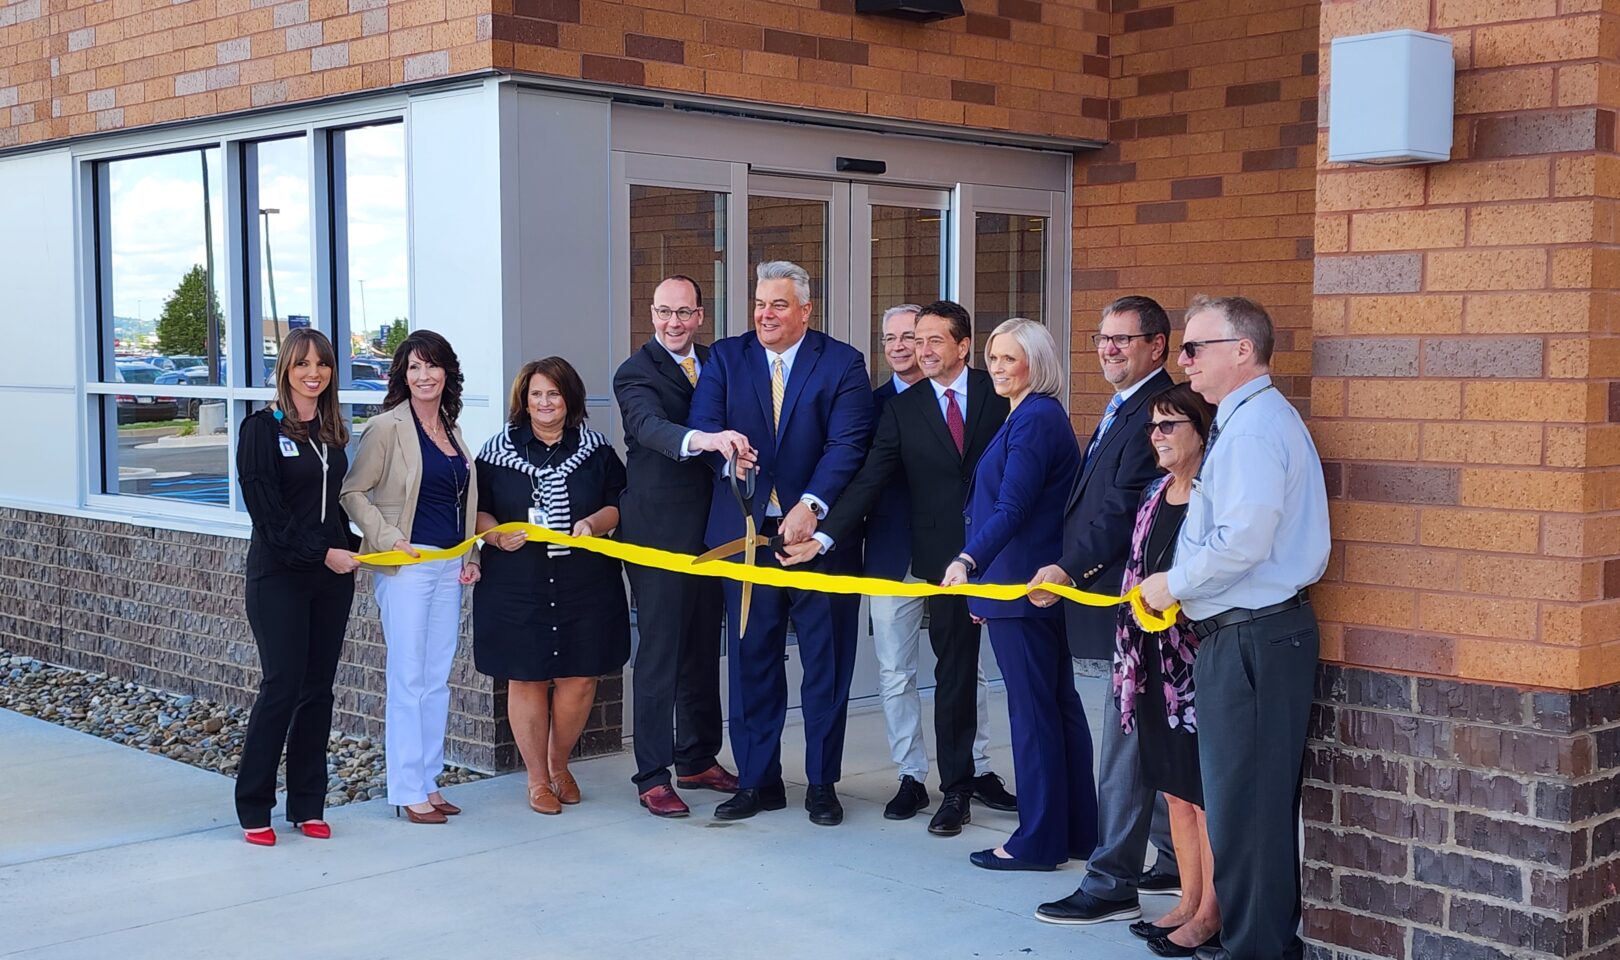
[
  {"xmin": 969, "ymin": 848, "xmax": 1057, "ymax": 872},
  {"xmin": 971, "ymin": 772, "xmax": 1018, "ymax": 811},
  {"xmin": 883, "ymin": 775, "xmax": 930, "ymax": 821},
  {"xmin": 1130, "ymin": 919, "xmax": 1179, "ymax": 940},
  {"xmin": 927, "ymin": 791, "xmax": 972, "ymax": 836},
  {"xmin": 1035, "ymin": 889, "xmax": 1141, "ymax": 925},
  {"xmin": 1149, "ymin": 933, "xmax": 1221, "ymax": 958},
  {"xmin": 1139, "ymin": 866, "xmax": 1182, "ymax": 896},
  {"xmin": 1193, "ymin": 944, "xmax": 1229, "ymax": 960},
  {"xmin": 713, "ymin": 786, "xmax": 787, "ymax": 821},
  {"xmin": 805, "ymin": 783, "xmax": 843, "ymax": 826}
]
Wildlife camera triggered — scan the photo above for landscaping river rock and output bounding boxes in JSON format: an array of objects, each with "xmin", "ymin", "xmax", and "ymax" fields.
[{"xmin": 0, "ymin": 650, "xmax": 483, "ymax": 807}]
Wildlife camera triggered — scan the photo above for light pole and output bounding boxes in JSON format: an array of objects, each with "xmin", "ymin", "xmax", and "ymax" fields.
[
  {"xmin": 259, "ymin": 207, "xmax": 280, "ymax": 339},
  {"xmin": 358, "ymin": 279, "xmax": 369, "ymax": 339}
]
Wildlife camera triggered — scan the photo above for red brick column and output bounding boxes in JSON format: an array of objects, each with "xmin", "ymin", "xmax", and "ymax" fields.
[{"xmin": 1307, "ymin": 2, "xmax": 1620, "ymax": 957}]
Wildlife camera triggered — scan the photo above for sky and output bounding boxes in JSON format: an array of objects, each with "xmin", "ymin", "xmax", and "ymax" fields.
[{"xmin": 107, "ymin": 123, "xmax": 409, "ymax": 350}]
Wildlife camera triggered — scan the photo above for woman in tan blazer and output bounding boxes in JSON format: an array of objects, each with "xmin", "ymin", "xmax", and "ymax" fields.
[{"xmin": 341, "ymin": 330, "xmax": 480, "ymax": 825}]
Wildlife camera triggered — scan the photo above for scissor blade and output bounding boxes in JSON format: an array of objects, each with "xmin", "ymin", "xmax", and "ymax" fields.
[
  {"xmin": 739, "ymin": 517, "xmax": 756, "ymax": 634},
  {"xmin": 692, "ymin": 538, "xmax": 748, "ymax": 565}
]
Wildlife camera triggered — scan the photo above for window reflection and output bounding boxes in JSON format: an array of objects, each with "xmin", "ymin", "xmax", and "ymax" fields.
[
  {"xmin": 629, "ymin": 186, "xmax": 726, "ymax": 351},
  {"xmin": 748, "ymin": 195, "xmax": 827, "ymax": 330},
  {"xmin": 252, "ymin": 137, "xmax": 313, "ymax": 382},
  {"xmin": 974, "ymin": 213, "xmax": 1047, "ymax": 363},
  {"xmin": 337, "ymin": 123, "xmax": 409, "ymax": 371},
  {"xmin": 869, "ymin": 206, "xmax": 945, "ymax": 384}
]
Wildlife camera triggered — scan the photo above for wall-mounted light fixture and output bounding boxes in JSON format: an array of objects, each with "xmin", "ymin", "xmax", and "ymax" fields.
[
  {"xmin": 855, "ymin": 0, "xmax": 965, "ymax": 23},
  {"xmin": 1328, "ymin": 29, "xmax": 1454, "ymax": 165}
]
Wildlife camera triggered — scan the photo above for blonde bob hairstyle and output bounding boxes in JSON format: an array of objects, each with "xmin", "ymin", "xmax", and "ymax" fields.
[{"xmin": 985, "ymin": 318, "xmax": 1064, "ymax": 399}]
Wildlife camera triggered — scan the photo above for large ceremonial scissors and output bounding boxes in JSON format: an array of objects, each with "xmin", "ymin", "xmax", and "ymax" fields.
[{"xmin": 690, "ymin": 451, "xmax": 777, "ymax": 634}]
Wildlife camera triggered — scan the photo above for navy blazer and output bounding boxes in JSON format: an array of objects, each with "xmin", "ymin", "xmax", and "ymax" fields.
[
  {"xmin": 612, "ymin": 340, "xmax": 714, "ymax": 553},
  {"xmin": 862, "ymin": 379, "xmax": 913, "ymax": 579},
  {"xmin": 687, "ymin": 328, "xmax": 875, "ymax": 551},
  {"xmin": 1058, "ymin": 367, "xmax": 1174, "ymax": 659},
  {"xmin": 962, "ymin": 393, "xmax": 1082, "ymax": 621}
]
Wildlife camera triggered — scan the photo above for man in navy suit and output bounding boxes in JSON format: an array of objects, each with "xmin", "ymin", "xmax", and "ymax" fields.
[
  {"xmin": 1028, "ymin": 296, "xmax": 1181, "ymax": 924},
  {"xmin": 686, "ymin": 260, "xmax": 875, "ymax": 825}
]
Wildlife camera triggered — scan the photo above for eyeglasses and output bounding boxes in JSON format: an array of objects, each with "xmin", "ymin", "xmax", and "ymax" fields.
[
  {"xmin": 880, "ymin": 333, "xmax": 916, "ymax": 346},
  {"xmin": 1179, "ymin": 338, "xmax": 1240, "ymax": 359},
  {"xmin": 653, "ymin": 306, "xmax": 701, "ymax": 321},
  {"xmin": 1144, "ymin": 419, "xmax": 1194, "ymax": 436},
  {"xmin": 1091, "ymin": 333, "xmax": 1155, "ymax": 349}
]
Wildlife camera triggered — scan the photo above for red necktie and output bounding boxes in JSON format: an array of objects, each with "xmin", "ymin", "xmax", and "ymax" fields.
[{"xmin": 945, "ymin": 388, "xmax": 965, "ymax": 454}]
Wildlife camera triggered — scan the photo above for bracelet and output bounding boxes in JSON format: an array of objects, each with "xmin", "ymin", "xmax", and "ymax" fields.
[{"xmin": 954, "ymin": 554, "xmax": 976, "ymax": 574}]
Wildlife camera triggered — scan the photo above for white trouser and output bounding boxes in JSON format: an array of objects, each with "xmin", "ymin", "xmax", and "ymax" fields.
[
  {"xmin": 869, "ymin": 580, "xmax": 993, "ymax": 783},
  {"xmin": 375, "ymin": 553, "xmax": 463, "ymax": 806}
]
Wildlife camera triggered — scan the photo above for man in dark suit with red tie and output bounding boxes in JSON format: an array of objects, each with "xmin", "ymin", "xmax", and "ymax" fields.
[
  {"xmin": 782, "ymin": 300, "xmax": 1015, "ymax": 836},
  {"xmin": 613, "ymin": 275, "xmax": 751, "ymax": 818}
]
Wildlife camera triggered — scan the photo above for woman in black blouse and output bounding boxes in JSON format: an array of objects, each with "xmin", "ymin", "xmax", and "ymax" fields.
[
  {"xmin": 235, "ymin": 328, "xmax": 360, "ymax": 846},
  {"xmin": 474, "ymin": 357, "xmax": 630, "ymax": 814}
]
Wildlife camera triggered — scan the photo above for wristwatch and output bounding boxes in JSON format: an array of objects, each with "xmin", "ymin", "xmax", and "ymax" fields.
[
  {"xmin": 954, "ymin": 553, "xmax": 977, "ymax": 574},
  {"xmin": 800, "ymin": 496, "xmax": 826, "ymax": 519}
]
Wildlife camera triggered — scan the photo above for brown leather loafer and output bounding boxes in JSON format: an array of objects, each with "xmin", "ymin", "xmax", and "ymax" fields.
[
  {"xmin": 676, "ymin": 765, "xmax": 740, "ymax": 794},
  {"xmin": 529, "ymin": 783, "xmax": 562, "ymax": 815},
  {"xmin": 429, "ymin": 798, "xmax": 462, "ymax": 816},
  {"xmin": 638, "ymin": 784, "xmax": 691, "ymax": 818},
  {"xmin": 551, "ymin": 771, "xmax": 582, "ymax": 805}
]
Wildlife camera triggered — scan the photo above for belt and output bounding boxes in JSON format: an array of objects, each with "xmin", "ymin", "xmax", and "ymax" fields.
[{"xmin": 1190, "ymin": 592, "xmax": 1309, "ymax": 640}]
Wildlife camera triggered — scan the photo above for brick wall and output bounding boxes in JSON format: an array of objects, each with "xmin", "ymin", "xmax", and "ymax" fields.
[
  {"xmin": 1303, "ymin": 666, "xmax": 1620, "ymax": 960},
  {"xmin": 0, "ymin": 0, "xmax": 488, "ymax": 148},
  {"xmin": 0, "ymin": 0, "xmax": 1109, "ymax": 149},
  {"xmin": 1311, "ymin": 0, "xmax": 1620, "ymax": 691},
  {"xmin": 0, "ymin": 506, "xmax": 624, "ymax": 771},
  {"xmin": 1071, "ymin": 0, "xmax": 1320, "ymax": 436}
]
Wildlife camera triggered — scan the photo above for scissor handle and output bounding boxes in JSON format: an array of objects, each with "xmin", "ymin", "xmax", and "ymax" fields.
[{"xmin": 727, "ymin": 450, "xmax": 756, "ymax": 506}]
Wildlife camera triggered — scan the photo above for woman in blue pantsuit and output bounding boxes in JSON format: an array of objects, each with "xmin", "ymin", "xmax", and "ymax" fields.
[{"xmin": 943, "ymin": 317, "xmax": 1095, "ymax": 871}]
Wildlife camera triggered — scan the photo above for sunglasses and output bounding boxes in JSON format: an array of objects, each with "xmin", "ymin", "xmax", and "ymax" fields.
[
  {"xmin": 1144, "ymin": 418, "xmax": 1194, "ymax": 436},
  {"xmin": 1180, "ymin": 338, "xmax": 1241, "ymax": 359}
]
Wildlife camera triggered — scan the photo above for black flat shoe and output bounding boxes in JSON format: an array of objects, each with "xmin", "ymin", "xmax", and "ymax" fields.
[
  {"xmin": 805, "ymin": 783, "xmax": 843, "ymax": 826},
  {"xmin": 1131, "ymin": 920, "xmax": 1180, "ymax": 940},
  {"xmin": 927, "ymin": 791, "xmax": 971, "ymax": 836},
  {"xmin": 970, "ymin": 848, "xmax": 1056, "ymax": 872},
  {"xmin": 1147, "ymin": 932, "xmax": 1221, "ymax": 958},
  {"xmin": 713, "ymin": 786, "xmax": 787, "ymax": 821},
  {"xmin": 883, "ymin": 775, "xmax": 930, "ymax": 821},
  {"xmin": 971, "ymin": 772, "xmax": 1018, "ymax": 811}
]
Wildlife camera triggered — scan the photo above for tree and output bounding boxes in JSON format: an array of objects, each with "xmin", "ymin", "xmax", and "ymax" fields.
[
  {"xmin": 382, "ymin": 318, "xmax": 409, "ymax": 355},
  {"xmin": 155, "ymin": 265, "xmax": 221, "ymax": 357}
]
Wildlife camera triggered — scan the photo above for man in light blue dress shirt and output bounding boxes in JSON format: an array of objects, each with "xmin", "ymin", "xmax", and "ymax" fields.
[{"xmin": 1139, "ymin": 295, "xmax": 1329, "ymax": 960}]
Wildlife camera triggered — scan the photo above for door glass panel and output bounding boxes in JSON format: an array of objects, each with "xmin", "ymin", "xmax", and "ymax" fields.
[
  {"xmin": 748, "ymin": 195, "xmax": 827, "ymax": 330},
  {"xmin": 251, "ymin": 136, "xmax": 312, "ymax": 384},
  {"xmin": 629, "ymin": 186, "xmax": 726, "ymax": 350},
  {"xmin": 868, "ymin": 205, "xmax": 945, "ymax": 385},
  {"xmin": 973, "ymin": 213, "xmax": 1048, "ymax": 364}
]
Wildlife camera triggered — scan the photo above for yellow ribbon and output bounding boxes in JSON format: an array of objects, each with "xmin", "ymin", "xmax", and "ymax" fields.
[{"xmin": 357, "ymin": 522, "xmax": 1180, "ymax": 633}]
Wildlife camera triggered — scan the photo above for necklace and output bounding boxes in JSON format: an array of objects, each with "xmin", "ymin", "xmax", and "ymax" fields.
[{"xmin": 415, "ymin": 408, "xmax": 466, "ymax": 510}]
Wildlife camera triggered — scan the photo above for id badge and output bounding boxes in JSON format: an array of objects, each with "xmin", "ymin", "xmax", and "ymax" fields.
[
  {"xmin": 277, "ymin": 436, "xmax": 299, "ymax": 458},
  {"xmin": 527, "ymin": 506, "xmax": 548, "ymax": 527}
]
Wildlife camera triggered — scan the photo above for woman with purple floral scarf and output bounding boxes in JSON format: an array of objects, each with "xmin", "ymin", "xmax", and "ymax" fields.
[{"xmin": 1117, "ymin": 382, "xmax": 1221, "ymax": 958}]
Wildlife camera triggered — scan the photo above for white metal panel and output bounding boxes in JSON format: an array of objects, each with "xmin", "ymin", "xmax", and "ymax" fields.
[
  {"xmin": 0, "ymin": 149, "xmax": 80, "ymax": 508},
  {"xmin": 408, "ymin": 82, "xmax": 508, "ymax": 447}
]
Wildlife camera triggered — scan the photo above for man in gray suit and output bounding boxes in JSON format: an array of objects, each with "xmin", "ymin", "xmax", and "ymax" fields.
[{"xmin": 1028, "ymin": 296, "xmax": 1181, "ymax": 925}]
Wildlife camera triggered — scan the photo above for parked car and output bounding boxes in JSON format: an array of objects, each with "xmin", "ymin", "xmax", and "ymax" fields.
[
  {"xmin": 113, "ymin": 362, "xmax": 180, "ymax": 424},
  {"xmin": 352, "ymin": 378, "xmax": 387, "ymax": 419}
]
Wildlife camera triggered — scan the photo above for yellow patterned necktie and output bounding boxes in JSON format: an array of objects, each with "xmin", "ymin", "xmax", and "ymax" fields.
[
  {"xmin": 680, "ymin": 356, "xmax": 697, "ymax": 387},
  {"xmin": 769, "ymin": 356, "xmax": 785, "ymax": 511}
]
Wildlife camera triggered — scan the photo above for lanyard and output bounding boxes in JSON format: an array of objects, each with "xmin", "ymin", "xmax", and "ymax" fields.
[
  {"xmin": 1196, "ymin": 383, "xmax": 1274, "ymax": 480},
  {"xmin": 310, "ymin": 437, "xmax": 330, "ymax": 524}
]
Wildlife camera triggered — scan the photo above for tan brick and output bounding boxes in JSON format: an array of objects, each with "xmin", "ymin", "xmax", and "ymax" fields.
[
  {"xmin": 1347, "ymin": 295, "xmax": 1464, "ymax": 335},
  {"xmin": 1320, "ymin": 0, "xmax": 1429, "ymax": 36},
  {"xmin": 1312, "ymin": 377, "xmax": 1346, "ymax": 418},
  {"xmin": 1418, "ymin": 505, "xmax": 1539, "ymax": 552},
  {"xmin": 1464, "ymin": 381, "xmax": 1602, "ymax": 423},
  {"xmin": 1473, "ymin": 15, "xmax": 1603, "ymax": 68},
  {"xmin": 1458, "ymin": 467, "xmax": 1593, "ymax": 512},
  {"xmin": 1427, "ymin": 249, "xmax": 1547, "ymax": 292},
  {"xmin": 1420, "ymin": 594, "xmax": 1541, "ymax": 643},
  {"xmin": 1350, "ymin": 208, "xmax": 1466, "ymax": 251},
  {"xmin": 1343, "ymin": 543, "xmax": 1460, "ymax": 589},
  {"xmin": 1312, "ymin": 421, "xmax": 1421, "ymax": 460},
  {"xmin": 1330, "ymin": 501, "xmax": 1420, "ymax": 545},
  {"xmin": 1316, "ymin": 168, "xmax": 1426, "ymax": 212},
  {"xmin": 1346, "ymin": 380, "xmax": 1462, "ymax": 420},
  {"xmin": 1469, "ymin": 201, "xmax": 1594, "ymax": 246},
  {"xmin": 1465, "ymin": 292, "xmax": 1595, "ymax": 334},
  {"xmin": 1316, "ymin": 213, "xmax": 1348, "ymax": 254},
  {"xmin": 1455, "ymin": 65, "xmax": 1555, "ymax": 113},
  {"xmin": 1428, "ymin": 158, "xmax": 1551, "ymax": 204},
  {"xmin": 1552, "ymin": 247, "xmax": 1594, "ymax": 287},
  {"xmin": 1313, "ymin": 583, "xmax": 1417, "ymax": 629},
  {"xmin": 1458, "ymin": 555, "xmax": 1599, "ymax": 601},
  {"xmin": 1419, "ymin": 422, "xmax": 1544, "ymax": 465},
  {"xmin": 1542, "ymin": 601, "xmax": 1620, "ymax": 646},
  {"xmin": 1455, "ymin": 638, "xmax": 1581, "ymax": 688}
]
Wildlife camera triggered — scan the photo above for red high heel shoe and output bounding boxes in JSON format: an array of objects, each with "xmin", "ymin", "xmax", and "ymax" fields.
[
  {"xmin": 294, "ymin": 820, "xmax": 332, "ymax": 839},
  {"xmin": 244, "ymin": 827, "xmax": 276, "ymax": 847}
]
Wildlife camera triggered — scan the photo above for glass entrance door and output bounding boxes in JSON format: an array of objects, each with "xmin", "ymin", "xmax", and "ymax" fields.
[{"xmin": 611, "ymin": 121, "xmax": 1069, "ymax": 732}]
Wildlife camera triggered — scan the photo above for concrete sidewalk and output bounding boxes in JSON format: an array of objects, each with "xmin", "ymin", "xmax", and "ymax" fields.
[{"xmin": 0, "ymin": 680, "xmax": 1170, "ymax": 960}]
